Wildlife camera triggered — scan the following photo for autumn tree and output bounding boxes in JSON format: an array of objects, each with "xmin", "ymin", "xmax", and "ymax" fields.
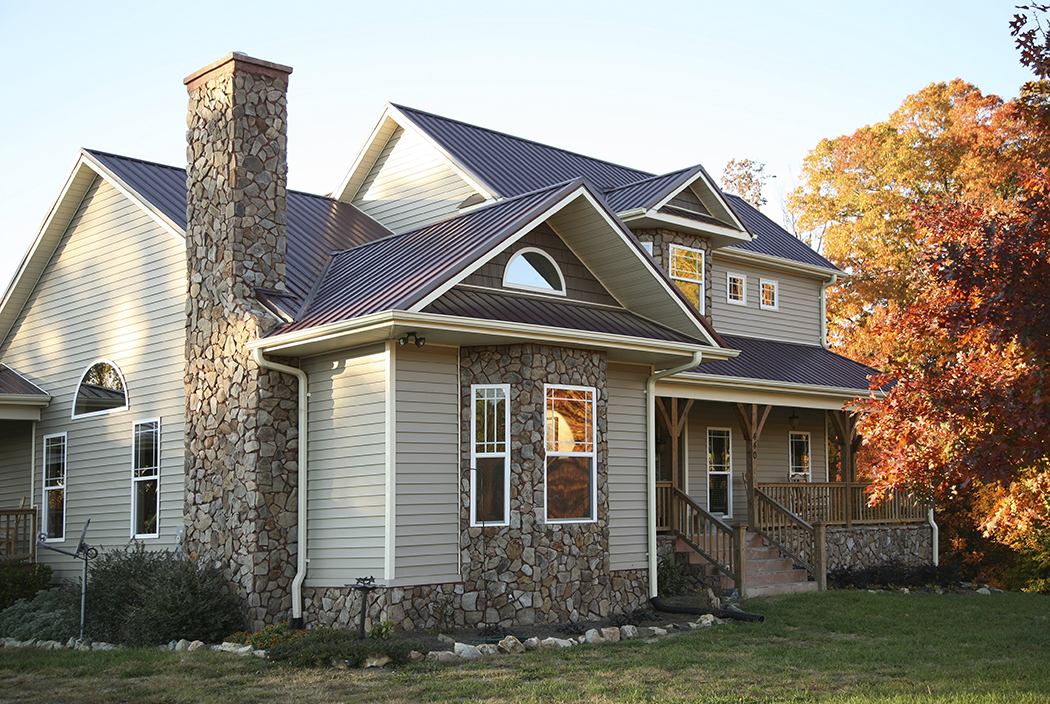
[
  {"xmin": 721, "ymin": 158, "xmax": 769, "ymax": 209},
  {"xmin": 787, "ymin": 80, "xmax": 1042, "ymax": 367}
]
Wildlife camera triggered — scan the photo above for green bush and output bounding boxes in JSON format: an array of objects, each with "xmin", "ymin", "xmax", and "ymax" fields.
[
  {"xmin": 227, "ymin": 622, "xmax": 306, "ymax": 649},
  {"xmin": 657, "ymin": 554, "xmax": 690, "ymax": 596},
  {"xmin": 0, "ymin": 587, "xmax": 78, "ymax": 641},
  {"xmin": 266, "ymin": 627, "xmax": 413, "ymax": 668},
  {"xmin": 0, "ymin": 561, "xmax": 53, "ymax": 611},
  {"xmin": 84, "ymin": 543, "xmax": 243, "ymax": 646},
  {"xmin": 827, "ymin": 561, "xmax": 959, "ymax": 590}
]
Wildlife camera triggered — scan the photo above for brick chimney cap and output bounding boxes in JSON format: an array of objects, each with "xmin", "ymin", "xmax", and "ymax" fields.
[{"xmin": 184, "ymin": 52, "xmax": 292, "ymax": 90}]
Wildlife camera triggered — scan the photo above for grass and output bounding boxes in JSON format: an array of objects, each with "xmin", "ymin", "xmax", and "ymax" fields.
[{"xmin": 0, "ymin": 590, "xmax": 1047, "ymax": 703}]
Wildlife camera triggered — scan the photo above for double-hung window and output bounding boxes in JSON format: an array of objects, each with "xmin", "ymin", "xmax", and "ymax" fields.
[
  {"xmin": 707, "ymin": 428, "xmax": 732, "ymax": 516},
  {"xmin": 42, "ymin": 433, "xmax": 66, "ymax": 541},
  {"xmin": 544, "ymin": 385, "xmax": 596, "ymax": 523},
  {"xmin": 133, "ymin": 419, "xmax": 160, "ymax": 537},
  {"xmin": 789, "ymin": 431, "xmax": 811, "ymax": 480},
  {"xmin": 471, "ymin": 385, "xmax": 510, "ymax": 526},
  {"xmin": 669, "ymin": 244, "xmax": 705, "ymax": 314}
]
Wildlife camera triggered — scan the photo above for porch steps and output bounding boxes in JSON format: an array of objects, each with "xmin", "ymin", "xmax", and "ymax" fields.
[{"xmin": 676, "ymin": 531, "xmax": 818, "ymax": 598}]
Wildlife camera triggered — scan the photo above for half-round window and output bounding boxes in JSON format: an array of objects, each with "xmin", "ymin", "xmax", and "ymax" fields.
[
  {"xmin": 503, "ymin": 248, "xmax": 566, "ymax": 295},
  {"xmin": 73, "ymin": 361, "xmax": 128, "ymax": 418}
]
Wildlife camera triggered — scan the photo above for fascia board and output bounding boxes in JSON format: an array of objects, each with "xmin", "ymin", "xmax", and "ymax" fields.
[
  {"xmin": 332, "ymin": 107, "xmax": 401, "ymax": 203},
  {"xmin": 249, "ymin": 309, "xmax": 736, "ymax": 362},
  {"xmin": 80, "ymin": 150, "xmax": 185, "ymax": 241},
  {"xmin": 651, "ymin": 167, "xmax": 749, "ymax": 234},
  {"xmin": 658, "ymin": 370, "xmax": 880, "ymax": 408},
  {"xmin": 637, "ymin": 210, "xmax": 751, "ymax": 242},
  {"xmin": 0, "ymin": 394, "xmax": 53, "ymax": 406},
  {"xmin": 714, "ymin": 247, "xmax": 841, "ymax": 280},
  {"xmin": 385, "ymin": 104, "xmax": 496, "ymax": 200}
]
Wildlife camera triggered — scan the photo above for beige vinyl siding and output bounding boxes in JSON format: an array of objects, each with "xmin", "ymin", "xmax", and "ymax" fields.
[
  {"xmin": 303, "ymin": 346, "xmax": 388, "ymax": 587},
  {"xmin": 710, "ymin": 258, "xmax": 824, "ymax": 345},
  {"xmin": 463, "ymin": 225, "xmax": 620, "ymax": 306},
  {"xmin": 0, "ymin": 176, "xmax": 186, "ymax": 580},
  {"xmin": 350, "ymin": 126, "xmax": 478, "ymax": 234},
  {"xmin": 0, "ymin": 420, "xmax": 33, "ymax": 509},
  {"xmin": 393, "ymin": 345, "xmax": 460, "ymax": 584},
  {"xmin": 607, "ymin": 363, "xmax": 649, "ymax": 571},
  {"xmin": 685, "ymin": 402, "xmax": 827, "ymax": 519}
]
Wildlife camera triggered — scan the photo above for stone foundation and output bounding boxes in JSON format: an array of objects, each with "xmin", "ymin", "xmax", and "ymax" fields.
[{"xmin": 826, "ymin": 524, "xmax": 934, "ymax": 572}]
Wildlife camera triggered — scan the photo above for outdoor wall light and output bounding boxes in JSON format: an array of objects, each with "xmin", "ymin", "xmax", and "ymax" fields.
[
  {"xmin": 788, "ymin": 409, "xmax": 800, "ymax": 429},
  {"xmin": 398, "ymin": 331, "xmax": 426, "ymax": 347}
]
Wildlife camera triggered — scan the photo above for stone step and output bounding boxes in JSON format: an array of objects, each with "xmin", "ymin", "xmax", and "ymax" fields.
[
  {"xmin": 676, "ymin": 530, "xmax": 817, "ymax": 598},
  {"xmin": 745, "ymin": 580, "xmax": 820, "ymax": 597}
]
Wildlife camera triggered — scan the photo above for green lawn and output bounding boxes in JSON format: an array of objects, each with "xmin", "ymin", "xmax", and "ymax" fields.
[{"xmin": 0, "ymin": 590, "xmax": 1047, "ymax": 703}]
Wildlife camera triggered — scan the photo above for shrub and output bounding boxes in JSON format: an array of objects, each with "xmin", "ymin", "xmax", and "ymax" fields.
[
  {"xmin": 0, "ymin": 587, "xmax": 78, "ymax": 641},
  {"xmin": 227, "ymin": 622, "xmax": 306, "ymax": 649},
  {"xmin": 266, "ymin": 627, "xmax": 413, "ymax": 668},
  {"xmin": 657, "ymin": 554, "xmax": 690, "ymax": 596},
  {"xmin": 0, "ymin": 561, "xmax": 53, "ymax": 611},
  {"xmin": 83, "ymin": 543, "xmax": 243, "ymax": 646},
  {"xmin": 827, "ymin": 561, "xmax": 960, "ymax": 590}
]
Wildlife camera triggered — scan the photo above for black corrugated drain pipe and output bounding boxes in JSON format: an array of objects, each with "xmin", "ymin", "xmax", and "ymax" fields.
[{"xmin": 650, "ymin": 596, "xmax": 764, "ymax": 623}]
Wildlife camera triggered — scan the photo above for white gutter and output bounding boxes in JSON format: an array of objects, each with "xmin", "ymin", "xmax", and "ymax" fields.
[
  {"xmin": 646, "ymin": 350, "xmax": 704, "ymax": 598},
  {"xmin": 820, "ymin": 274, "xmax": 838, "ymax": 349},
  {"xmin": 252, "ymin": 349, "xmax": 309, "ymax": 625},
  {"xmin": 928, "ymin": 507, "xmax": 939, "ymax": 566}
]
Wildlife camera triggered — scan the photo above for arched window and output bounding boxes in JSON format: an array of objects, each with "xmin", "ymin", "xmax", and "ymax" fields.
[
  {"xmin": 72, "ymin": 360, "xmax": 128, "ymax": 418},
  {"xmin": 503, "ymin": 247, "xmax": 566, "ymax": 295}
]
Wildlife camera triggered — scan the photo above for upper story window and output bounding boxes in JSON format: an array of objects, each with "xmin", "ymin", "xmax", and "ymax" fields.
[
  {"xmin": 73, "ymin": 361, "xmax": 127, "ymax": 418},
  {"xmin": 726, "ymin": 273, "xmax": 747, "ymax": 306},
  {"xmin": 669, "ymin": 244, "xmax": 705, "ymax": 314},
  {"xmin": 760, "ymin": 279, "xmax": 779, "ymax": 311},
  {"xmin": 503, "ymin": 247, "xmax": 566, "ymax": 295}
]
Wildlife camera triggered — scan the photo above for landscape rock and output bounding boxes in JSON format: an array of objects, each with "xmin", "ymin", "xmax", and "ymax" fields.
[
  {"xmin": 600, "ymin": 627, "xmax": 620, "ymax": 642},
  {"xmin": 454, "ymin": 642, "xmax": 483, "ymax": 659},
  {"xmin": 175, "ymin": 639, "xmax": 191, "ymax": 652},
  {"xmin": 187, "ymin": 640, "xmax": 206, "ymax": 652},
  {"xmin": 364, "ymin": 655, "xmax": 391, "ymax": 668},
  {"xmin": 437, "ymin": 633, "xmax": 455, "ymax": 644},
  {"xmin": 497, "ymin": 635, "xmax": 525, "ymax": 654},
  {"xmin": 409, "ymin": 650, "xmax": 425, "ymax": 662},
  {"xmin": 523, "ymin": 637, "xmax": 541, "ymax": 651},
  {"xmin": 584, "ymin": 629, "xmax": 605, "ymax": 644},
  {"xmin": 619, "ymin": 625, "xmax": 638, "ymax": 640},
  {"xmin": 426, "ymin": 650, "xmax": 461, "ymax": 663},
  {"xmin": 977, "ymin": 587, "xmax": 992, "ymax": 595},
  {"xmin": 477, "ymin": 644, "xmax": 500, "ymax": 656},
  {"xmin": 540, "ymin": 637, "xmax": 574, "ymax": 649}
]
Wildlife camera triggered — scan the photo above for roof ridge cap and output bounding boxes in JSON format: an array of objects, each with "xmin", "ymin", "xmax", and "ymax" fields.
[
  {"xmin": 85, "ymin": 149, "xmax": 186, "ymax": 174},
  {"xmin": 602, "ymin": 165, "xmax": 699, "ymax": 193}
]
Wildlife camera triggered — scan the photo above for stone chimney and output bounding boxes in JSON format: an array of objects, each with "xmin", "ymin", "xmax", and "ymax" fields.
[{"xmin": 183, "ymin": 53, "xmax": 299, "ymax": 630}]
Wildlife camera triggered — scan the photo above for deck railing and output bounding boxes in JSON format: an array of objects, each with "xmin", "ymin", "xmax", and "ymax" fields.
[
  {"xmin": 0, "ymin": 509, "xmax": 37, "ymax": 563},
  {"xmin": 758, "ymin": 482, "xmax": 927, "ymax": 528},
  {"xmin": 669, "ymin": 487, "xmax": 748, "ymax": 598},
  {"xmin": 753, "ymin": 488, "xmax": 826, "ymax": 589}
]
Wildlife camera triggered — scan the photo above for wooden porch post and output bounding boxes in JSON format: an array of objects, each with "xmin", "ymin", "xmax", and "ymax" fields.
[
  {"xmin": 828, "ymin": 410, "xmax": 861, "ymax": 529},
  {"xmin": 656, "ymin": 397, "xmax": 693, "ymax": 531},
  {"xmin": 735, "ymin": 403, "xmax": 772, "ymax": 527},
  {"xmin": 813, "ymin": 522, "xmax": 827, "ymax": 591}
]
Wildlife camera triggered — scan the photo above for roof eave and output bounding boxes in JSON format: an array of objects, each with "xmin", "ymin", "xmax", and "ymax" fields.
[
  {"xmin": 658, "ymin": 369, "xmax": 880, "ymax": 410},
  {"xmin": 714, "ymin": 246, "xmax": 841, "ymax": 280},
  {"xmin": 618, "ymin": 209, "xmax": 751, "ymax": 248}
]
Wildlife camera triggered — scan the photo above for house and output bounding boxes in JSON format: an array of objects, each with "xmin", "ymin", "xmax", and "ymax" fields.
[{"xmin": 0, "ymin": 53, "xmax": 933, "ymax": 633}]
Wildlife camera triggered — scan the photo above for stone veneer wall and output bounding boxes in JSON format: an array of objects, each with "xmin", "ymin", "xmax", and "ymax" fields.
[
  {"xmin": 634, "ymin": 228, "xmax": 713, "ymax": 321},
  {"xmin": 826, "ymin": 525, "xmax": 934, "ymax": 572},
  {"xmin": 183, "ymin": 54, "xmax": 300, "ymax": 630}
]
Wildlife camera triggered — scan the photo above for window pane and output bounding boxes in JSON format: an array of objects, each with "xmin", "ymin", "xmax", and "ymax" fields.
[
  {"xmin": 46, "ymin": 488, "xmax": 63, "ymax": 538},
  {"xmin": 674, "ymin": 280, "xmax": 701, "ymax": 309},
  {"xmin": 44, "ymin": 437, "xmax": 64, "ymax": 486},
  {"xmin": 506, "ymin": 250, "xmax": 564, "ymax": 291},
  {"xmin": 708, "ymin": 430, "xmax": 730, "ymax": 471},
  {"xmin": 761, "ymin": 281, "xmax": 777, "ymax": 308},
  {"xmin": 709, "ymin": 474, "xmax": 729, "ymax": 514},
  {"xmin": 134, "ymin": 422, "xmax": 159, "ymax": 477},
  {"xmin": 74, "ymin": 362, "xmax": 127, "ymax": 416},
  {"xmin": 474, "ymin": 457, "xmax": 505, "ymax": 523},
  {"xmin": 791, "ymin": 433, "xmax": 811, "ymax": 474},
  {"xmin": 135, "ymin": 479, "xmax": 158, "ymax": 535},
  {"xmin": 728, "ymin": 276, "xmax": 744, "ymax": 302},
  {"xmin": 670, "ymin": 247, "xmax": 703, "ymax": 281},
  {"xmin": 546, "ymin": 388, "xmax": 593, "ymax": 453},
  {"xmin": 546, "ymin": 456, "xmax": 592, "ymax": 520}
]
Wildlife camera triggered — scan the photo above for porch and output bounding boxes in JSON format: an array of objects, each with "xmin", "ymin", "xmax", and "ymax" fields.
[{"xmin": 0, "ymin": 508, "xmax": 36, "ymax": 563}]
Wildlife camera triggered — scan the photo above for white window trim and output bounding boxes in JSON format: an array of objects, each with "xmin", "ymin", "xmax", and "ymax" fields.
[
  {"xmin": 42, "ymin": 432, "xmax": 67, "ymax": 542},
  {"xmin": 789, "ymin": 431, "xmax": 811, "ymax": 480},
  {"xmin": 131, "ymin": 418, "xmax": 161, "ymax": 539},
  {"xmin": 760, "ymin": 279, "xmax": 779, "ymax": 311},
  {"xmin": 470, "ymin": 384, "xmax": 511, "ymax": 527},
  {"xmin": 706, "ymin": 427, "xmax": 732, "ymax": 518},
  {"xmin": 71, "ymin": 358, "xmax": 129, "ymax": 420},
  {"xmin": 726, "ymin": 272, "xmax": 747, "ymax": 306},
  {"xmin": 543, "ymin": 383, "xmax": 597, "ymax": 524},
  {"xmin": 640, "ymin": 241, "xmax": 654, "ymax": 255},
  {"xmin": 669, "ymin": 244, "xmax": 705, "ymax": 315},
  {"xmin": 502, "ymin": 247, "xmax": 567, "ymax": 296}
]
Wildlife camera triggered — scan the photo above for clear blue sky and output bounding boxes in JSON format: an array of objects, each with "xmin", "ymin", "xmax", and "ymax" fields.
[{"xmin": 0, "ymin": 1, "xmax": 1033, "ymax": 289}]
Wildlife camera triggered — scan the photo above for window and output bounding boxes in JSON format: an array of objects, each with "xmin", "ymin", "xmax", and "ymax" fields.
[
  {"xmin": 471, "ymin": 385, "xmax": 510, "ymax": 526},
  {"xmin": 133, "ymin": 419, "xmax": 160, "ymax": 537},
  {"xmin": 640, "ymin": 241, "xmax": 654, "ymax": 255},
  {"xmin": 669, "ymin": 244, "xmax": 705, "ymax": 314},
  {"xmin": 544, "ymin": 385, "xmax": 596, "ymax": 522},
  {"xmin": 760, "ymin": 279, "xmax": 779, "ymax": 311},
  {"xmin": 73, "ymin": 360, "xmax": 127, "ymax": 418},
  {"xmin": 790, "ymin": 431, "xmax": 811, "ymax": 480},
  {"xmin": 707, "ymin": 429, "xmax": 732, "ymax": 516},
  {"xmin": 726, "ymin": 273, "xmax": 747, "ymax": 306},
  {"xmin": 503, "ymin": 247, "xmax": 566, "ymax": 295},
  {"xmin": 42, "ymin": 434, "xmax": 66, "ymax": 541}
]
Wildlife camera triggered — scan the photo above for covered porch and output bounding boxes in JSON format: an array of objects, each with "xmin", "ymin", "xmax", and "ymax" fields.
[{"xmin": 0, "ymin": 365, "xmax": 51, "ymax": 563}]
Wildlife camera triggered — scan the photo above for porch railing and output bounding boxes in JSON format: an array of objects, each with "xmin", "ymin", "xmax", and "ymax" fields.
[
  {"xmin": 753, "ymin": 488, "xmax": 826, "ymax": 589},
  {"xmin": 758, "ymin": 482, "xmax": 927, "ymax": 528},
  {"xmin": 668, "ymin": 487, "xmax": 748, "ymax": 598},
  {"xmin": 0, "ymin": 509, "xmax": 37, "ymax": 563}
]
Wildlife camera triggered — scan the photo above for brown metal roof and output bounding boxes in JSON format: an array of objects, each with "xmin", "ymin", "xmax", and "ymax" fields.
[
  {"xmin": 0, "ymin": 365, "xmax": 47, "ymax": 396},
  {"xmin": 724, "ymin": 195, "xmax": 839, "ymax": 271},
  {"xmin": 424, "ymin": 287, "xmax": 707, "ymax": 344},
  {"xmin": 393, "ymin": 105, "xmax": 652, "ymax": 197},
  {"xmin": 601, "ymin": 167, "xmax": 697, "ymax": 213},
  {"xmin": 692, "ymin": 335, "xmax": 876, "ymax": 391}
]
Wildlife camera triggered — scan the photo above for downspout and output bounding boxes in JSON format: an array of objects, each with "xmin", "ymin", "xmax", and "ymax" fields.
[
  {"xmin": 820, "ymin": 274, "xmax": 838, "ymax": 349},
  {"xmin": 647, "ymin": 350, "xmax": 704, "ymax": 598},
  {"xmin": 253, "ymin": 348, "xmax": 309, "ymax": 627},
  {"xmin": 928, "ymin": 507, "xmax": 939, "ymax": 566}
]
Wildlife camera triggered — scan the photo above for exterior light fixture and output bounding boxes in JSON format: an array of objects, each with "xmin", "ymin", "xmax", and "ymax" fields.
[
  {"xmin": 788, "ymin": 409, "xmax": 800, "ymax": 430},
  {"xmin": 398, "ymin": 331, "xmax": 425, "ymax": 347}
]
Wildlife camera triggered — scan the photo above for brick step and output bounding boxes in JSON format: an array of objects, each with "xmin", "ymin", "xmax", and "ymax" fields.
[{"xmin": 675, "ymin": 530, "xmax": 817, "ymax": 598}]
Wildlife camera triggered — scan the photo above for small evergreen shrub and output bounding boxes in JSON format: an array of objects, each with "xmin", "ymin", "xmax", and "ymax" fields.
[
  {"xmin": 0, "ymin": 561, "xmax": 53, "ymax": 611},
  {"xmin": 0, "ymin": 587, "xmax": 78, "ymax": 641},
  {"xmin": 657, "ymin": 554, "xmax": 691, "ymax": 596},
  {"xmin": 227, "ymin": 622, "xmax": 306, "ymax": 649},
  {"xmin": 84, "ymin": 543, "xmax": 243, "ymax": 646},
  {"xmin": 266, "ymin": 627, "xmax": 413, "ymax": 668},
  {"xmin": 827, "ymin": 561, "xmax": 959, "ymax": 590}
]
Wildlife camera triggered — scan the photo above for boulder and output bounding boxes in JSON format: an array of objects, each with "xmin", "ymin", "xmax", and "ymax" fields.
[
  {"xmin": 497, "ymin": 635, "xmax": 525, "ymax": 654},
  {"xmin": 187, "ymin": 640, "xmax": 206, "ymax": 652},
  {"xmin": 619, "ymin": 625, "xmax": 638, "ymax": 640},
  {"xmin": 425, "ymin": 650, "xmax": 460, "ymax": 663},
  {"xmin": 454, "ymin": 642, "xmax": 483, "ymax": 659},
  {"xmin": 523, "ymin": 637, "xmax": 541, "ymax": 651},
  {"xmin": 584, "ymin": 629, "xmax": 605, "ymax": 644}
]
